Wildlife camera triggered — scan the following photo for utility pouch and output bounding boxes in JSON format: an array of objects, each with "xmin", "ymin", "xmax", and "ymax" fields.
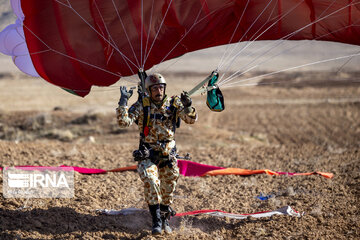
[{"xmin": 133, "ymin": 148, "xmax": 150, "ymax": 162}]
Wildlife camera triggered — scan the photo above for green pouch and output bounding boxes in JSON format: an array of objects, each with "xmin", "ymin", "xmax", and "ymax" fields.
[{"xmin": 206, "ymin": 74, "xmax": 225, "ymax": 112}]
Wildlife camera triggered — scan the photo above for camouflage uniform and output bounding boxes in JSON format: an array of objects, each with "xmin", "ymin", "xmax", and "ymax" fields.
[{"xmin": 116, "ymin": 95, "xmax": 197, "ymax": 205}]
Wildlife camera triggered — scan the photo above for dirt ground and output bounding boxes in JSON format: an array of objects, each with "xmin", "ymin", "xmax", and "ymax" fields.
[{"xmin": 0, "ymin": 72, "xmax": 359, "ymax": 239}]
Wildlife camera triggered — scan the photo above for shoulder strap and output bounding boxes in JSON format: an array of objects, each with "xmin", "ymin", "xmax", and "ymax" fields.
[
  {"xmin": 170, "ymin": 96, "xmax": 181, "ymax": 131},
  {"xmin": 142, "ymin": 96, "xmax": 151, "ymax": 137}
]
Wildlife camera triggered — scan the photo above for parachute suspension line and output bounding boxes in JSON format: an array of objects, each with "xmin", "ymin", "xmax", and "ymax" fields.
[
  {"xmin": 218, "ymin": 22, "xmax": 360, "ymax": 87},
  {"xmin": 317, "ymin": 0, "xmax": 337, "ymax": 19},
  {"xmin": 141, "ymin": 0, "xmax": 144, "ymax": 68},
  {"xmin": 58, "ymin": 0, "xmax": 139, "ymax": 69},
  {"xmin": 221, "ymin": 52, "xmax": 360, "ymax": 88},
  {"xmin": 216, "ymin": 0, "xmax": 277, "ymax": 72},
  {"xmin": 143, "ymin": 0, "xmax": 155, "ymax": 69},
  {"xmin": 217, "ymin": 0, "xmax": 281, "ymax": 75},
  {"xmin": 218, "ymin": 0, "xmax": 304, "ymax": 84},
  {"xmin": 152, "ymin": 51, "xmax": 186, "ymax": 73},
  {"xmin": 216, "ymin": 0, "xmax": 251, "ymax": 70},
  {"xmin": 150, "ymin": 0, "xmax": 208, "ymax": 74},
  {"xmin": 217, "ymin": 0, "xmax": 270, "ymax": 71},
  {"xmin": 92, "ymin": 1, "xmax": 137, "ymax": 79},
  {"xmin": 222, "ymin": 78, "xmax": 360, "ymax": 89},
  {"xmin": 151, "ymin": 2, "xmax": 233, "ymax": 74},
  {"xmin": 217, "ymin": 0, "xmax": 341, "ymax": 85},
  {"xmin": 15, "ymin": 49, "xmax": 52, "ymax": 57},
  {"xmin": 336, "ymin": 49, "xmax": 360, "ymax": 73},
  {"xmin": 111, "ymin": 0, "xmax": 140, "ymax": 67},
  {"xmin": 53, "ymin": 0, "xmax": 71, "ymax": 8},
  {"xmin": 219, "ymin": 0, "xmax": 338, "ymax": 84},
  {"xmin": 22, "ymin": 24, "xmax": 122, "ymax": 79},
  {"xmin": 218, "ymin": 0, "xmax": 359, "ymax": 87},
  {"xmin": 143, "ymin": 0, "xmax": 174, "ymax": 65}
]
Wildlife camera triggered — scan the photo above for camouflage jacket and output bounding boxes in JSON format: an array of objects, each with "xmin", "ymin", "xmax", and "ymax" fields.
[{"xmin": 116, "ymin": 95, "xmax": 197, "ymax": 155}]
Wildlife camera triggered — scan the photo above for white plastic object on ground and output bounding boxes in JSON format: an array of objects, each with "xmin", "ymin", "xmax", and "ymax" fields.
[{"xmin": 96, "ymin": 206, "xmax": 302, "ymax": 219}]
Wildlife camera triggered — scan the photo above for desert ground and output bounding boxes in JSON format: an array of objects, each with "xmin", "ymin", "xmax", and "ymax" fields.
[{"xmin": 0, "ymin": 69, "xmax": 359, "ymax": 239}]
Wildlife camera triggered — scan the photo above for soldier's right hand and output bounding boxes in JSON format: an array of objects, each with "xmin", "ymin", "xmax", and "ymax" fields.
[
  {"xmin": 120, "ymin": 86, "xmax": 133, "ymax": 99},
  {"xmin": 119, "ymin": 86, "xmax": 133, "ymax": 106}
]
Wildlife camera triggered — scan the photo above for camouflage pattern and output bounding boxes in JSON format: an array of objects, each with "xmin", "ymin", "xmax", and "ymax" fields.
[
  {"xmin": 116, "ymin": 95, "xmax": 197, "ymax": 155},
  {"xmin": 116, "ymin": 95, "xmax": 197, "ymax": 205},
  {"xmin": 137, "ymin": 157, "xmax": 179, "ymax": 205}
]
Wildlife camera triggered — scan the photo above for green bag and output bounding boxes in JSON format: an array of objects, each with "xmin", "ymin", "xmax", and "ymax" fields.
[{"xmin": 206, "ymin": 74, "xmax": 225, "ymax": 112}]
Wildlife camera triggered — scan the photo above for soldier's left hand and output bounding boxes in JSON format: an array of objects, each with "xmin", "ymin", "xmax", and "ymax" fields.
[{"xmin": 180, "ymin": 91, "xmax": 192, "ymax": 108}]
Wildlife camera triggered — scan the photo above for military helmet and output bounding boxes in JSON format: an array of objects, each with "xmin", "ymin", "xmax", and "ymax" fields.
[{"xmin": 145, "ymin": 73, "xmax": 166, "ymax": 92}]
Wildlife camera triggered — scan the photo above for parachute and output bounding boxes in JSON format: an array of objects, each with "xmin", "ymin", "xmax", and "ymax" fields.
[{"xmin": 0, "ymin": 0, "xmax": 359, "ymax": 96}]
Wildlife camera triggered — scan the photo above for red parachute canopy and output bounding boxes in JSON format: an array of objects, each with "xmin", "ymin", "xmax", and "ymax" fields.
[{"xmin": 16, "ymin": 0, "xmax": 360, "ymax": 96}]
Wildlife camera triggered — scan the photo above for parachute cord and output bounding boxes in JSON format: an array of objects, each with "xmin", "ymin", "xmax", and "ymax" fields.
[
  {"xmin": 151, "ymin": 3, "xmax": 233, "ymax": 74},
  {"xmin": 56, "ymin": 0, "xmax": 139, "ymax": 69},
  {"xmin": 317, "ymin": 0, "xmax": 337, "ymax": 19},
  {"xmin": 143, "ymin": 0, "xmax": 155, "ymax": 69},
  {"xmin": 54, "ymin": 0, "xmax": 71, "ymax": 8},
  {"xmin": 218, "ymin": 21, "xmax": 360, "ymax": 87},
  {"xmin": 216, "ymin": 0, "xmax": 277, "ymax": 72},
  {"xmin": 92, "ymin": 1, "xmax": 137, "ymax": 79},
  {"xmin": 141, "ymin": 0, "xmax": 144, "ymax": 67},
  {"xmin": 111, "ymin": 0, "xmax": 141, "ymax": 67},
  {"xmin": 13, "ymin": 49, "xmax": 52, "ymax": 57},
  {"xmin": 218, "ymin": 1, "xmax": 360, "ymax": 87},
  {"xmin": 219, "ymin": 0, "xmax": 336, "ymax": 79},
  {"xmin": 149, "ymin": 0, "xmax": 207, "ymax": 74},
  {"xmin": 220, "ymin": 52, "xmax": 360, "ymax": 89},
  {"xmin": 151, "ymin": 51, "xmax": 189, "ymax": 74},
  {"xmin": 222, "ymin": 79, "xmax": 360, "ymax": 89},
  {"xmin": 150, "ymin": 2, "xmax": 233, "ymax": 74},
  {"xmin": 22, "ymin": 24, "xmax": 123, "ymax": 79},
  {"xmin": 217, "ymin": 0, "xmax": 304, "ymax": 83},
  {"xmin": 218, "ymin": 0, "xmax": 339, "ymax": 86},
  {"xmin": 217, "ymin": 0, "xmax": 346, "ymax": 85},
  {"xmin": 216, "ymin": 0, "xmax": 251, "ymax": 70},
  {"xmin": 143, "ymin": 0, "xmax": 174, "ymax": 65},
  {"xmin": 217, "ymin": 0, "xmax": 281, "ymax": 75},
  {"xmin": 144, "ymin": 1, "xmax": 233, "ymax": 70},
  {"xmin": 336, "ymin": 49, "xmax": 360, "ymax": 73}
]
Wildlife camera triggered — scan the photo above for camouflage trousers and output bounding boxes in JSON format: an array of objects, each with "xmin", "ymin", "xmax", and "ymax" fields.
[{"xmin": 137, "ymin": 158, "xmax": 180, "ymax": 206}]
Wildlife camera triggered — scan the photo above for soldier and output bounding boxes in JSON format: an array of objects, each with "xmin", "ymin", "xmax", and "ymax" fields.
[{"xmin": 116, "ymin": 73, "xmax": 197, "ymax": 235}]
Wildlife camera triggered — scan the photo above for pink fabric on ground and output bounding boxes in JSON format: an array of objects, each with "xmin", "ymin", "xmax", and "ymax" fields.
[
  {"xmin": 177, "ymin": 160, "xmax": 225, "ymax": 177},
  {"xmin": 60, "ymin": 165, "xmax": 107, "ymax": 174},
  {"xmin": 0, "ymin": 160, "xmax": 333, "ymax": 178}
]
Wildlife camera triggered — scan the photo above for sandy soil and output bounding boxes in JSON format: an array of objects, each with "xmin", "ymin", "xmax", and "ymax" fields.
[{"xmin": 0, "ymin": 72, "xmax": 359, "ymax": 239}]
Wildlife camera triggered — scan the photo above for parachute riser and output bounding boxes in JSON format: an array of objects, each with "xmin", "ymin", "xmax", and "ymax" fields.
[
  {"xmin": 137, "ymin": 69, "xmax": 151, "ymax": 138},
  {"xmin": 137, "ymin": 68, "xmax": 148, "ymax": 99},
  {"xmin": 188, "ymin": 71, "xmax": 219, "ymax": 96}
]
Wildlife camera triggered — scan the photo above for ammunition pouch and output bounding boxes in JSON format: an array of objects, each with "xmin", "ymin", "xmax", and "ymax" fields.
[
  {"xmin": 133, "ymin": 148, "xmax": 150, "ymax": 162},
  {"xmin": 150, "ymin": 148, "xmax": 177, "ymax": 169}
]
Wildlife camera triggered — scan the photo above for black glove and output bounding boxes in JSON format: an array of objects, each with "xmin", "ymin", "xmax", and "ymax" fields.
[
  {"xmin": 118, "ymin": 86, "xmax": 133, "ymax": 106},
  {"xmin": 181, "ymin": 91, "xmax": 192, "ymax": 107},
  {"xmin": 181, "ymin": 91, "xmax": 193, "ymax": 114}
]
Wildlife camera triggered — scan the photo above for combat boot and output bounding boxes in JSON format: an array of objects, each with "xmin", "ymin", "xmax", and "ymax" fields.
[
  {"xmin": 160, "ymin": 204, "xmax": 175, "ymax": 234},
  {"xmin": 148, "ymin": 204, "xmax": 162, "ymax": 235}
]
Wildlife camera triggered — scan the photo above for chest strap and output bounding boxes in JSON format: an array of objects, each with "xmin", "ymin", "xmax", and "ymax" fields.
[
  {"xmin": 142, "ymin": 96, "xmax": 151, "ymax": 137},
  {"xmin": 141, "ymin": 96, "xmax": 180, "ymax": 139}
]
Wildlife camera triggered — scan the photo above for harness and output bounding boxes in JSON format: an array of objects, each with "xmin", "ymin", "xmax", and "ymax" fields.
[
  {"xmin": 134, "ymin": 96, "xmax": 181, "ymax": 168},
  {"xmin": 141, "ymin": 96, "xmax": 181, "ymax": 137},
  {"xmin": 135, "ymin": 70, "xmax": 181, "ymax": 168}
]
